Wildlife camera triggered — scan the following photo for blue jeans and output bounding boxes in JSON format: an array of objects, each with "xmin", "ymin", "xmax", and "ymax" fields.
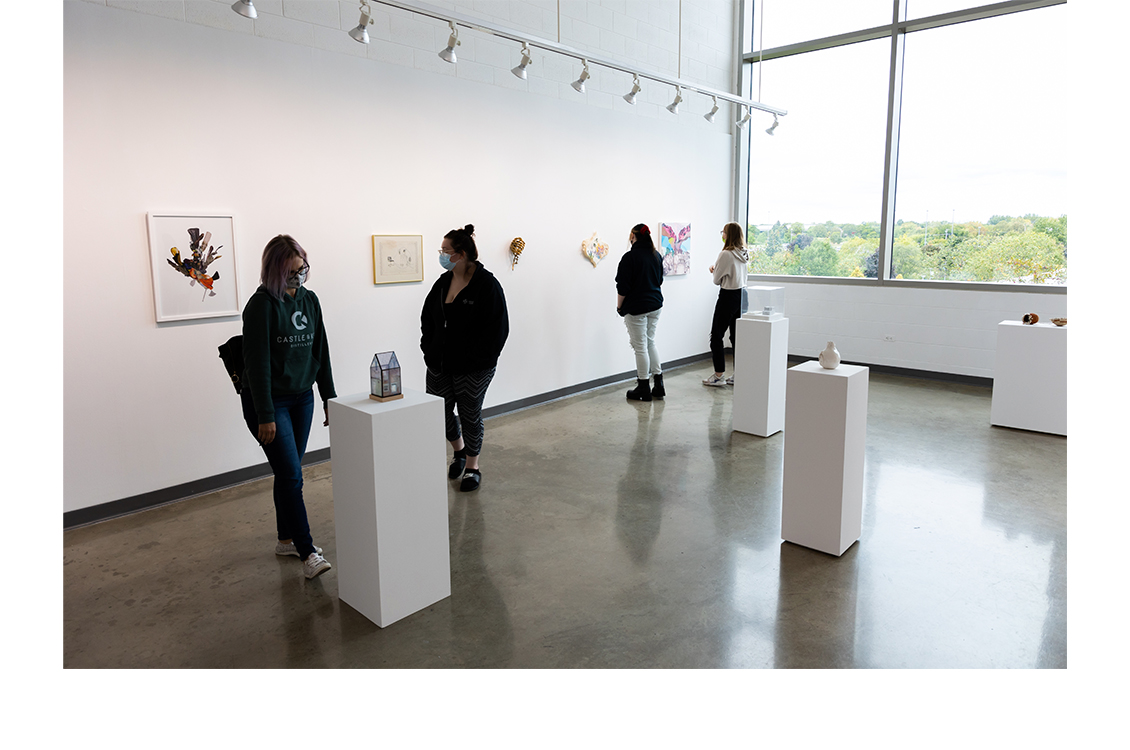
[{"xmin": 241, "ymin": 388, "xmax": 317, "ymax": 560}]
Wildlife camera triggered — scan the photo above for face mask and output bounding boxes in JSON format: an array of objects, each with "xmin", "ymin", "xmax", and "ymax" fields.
[
  {"xmin": 438, "ymin": 253, "xmax": 457, "ymax": 271},
  {"xmin": 286, "ymin": 270, "xmax": 307, "ymax": 289}
]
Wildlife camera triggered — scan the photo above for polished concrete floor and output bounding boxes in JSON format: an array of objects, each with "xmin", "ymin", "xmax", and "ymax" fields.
[{"xmin": 63, "ymin": 359, "xmax": 1066, "ymax": 668}]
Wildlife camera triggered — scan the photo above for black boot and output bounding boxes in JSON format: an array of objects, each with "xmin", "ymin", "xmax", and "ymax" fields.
[
  {"xmin": 651, "ymin": 373, "xmax": 665, "ymax": 399},
  {"xmin": 626, "ymin": 378, "xmax": 652, "ymax": 401}
]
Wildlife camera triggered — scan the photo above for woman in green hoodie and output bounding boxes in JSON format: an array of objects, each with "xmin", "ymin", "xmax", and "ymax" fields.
[
  {"xmin": 241, "ymin": 235, "xmax": 336, "ymax": 579},
  {"xmin": 703, "ymin": 222, "xmax": 750, "ymax": 387}
]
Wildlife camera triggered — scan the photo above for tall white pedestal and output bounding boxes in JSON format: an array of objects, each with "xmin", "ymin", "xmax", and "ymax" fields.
[
  {"xmin": 732, "ymin": 315, "xmax": 788, "ymax": 437},
  {"xmin": 990, "ymin": 321, "xmax": 1067, "ymax": 436},
  {"xmin": 781, "ymin": 361, "xmax": 869, "ymax": 557},
  {"xmin": 328, "ymin": 389, "xmax": 451, "ymax": 628}
]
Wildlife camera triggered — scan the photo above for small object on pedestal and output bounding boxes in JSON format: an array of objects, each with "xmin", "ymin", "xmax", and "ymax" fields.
[
  {"xmin": 1022, "ymin": 313, "xmax": 1039, "ymax": 325},
  {"xmin": 1051, "ymin": 317, "xmax": 1067, "ymax": 326},
  {"xmin": 370, "ymin": 351, "xmax": 403, "ymax": 402},
  {"xmin": 818, "ymin": 341, "xmax": 841, "ymax": 370}
]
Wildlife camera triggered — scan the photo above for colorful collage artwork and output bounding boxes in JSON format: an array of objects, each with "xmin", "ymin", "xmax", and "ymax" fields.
[{"xmin": 660, "ymin": 222, "xmax": 690, "ymax": 275}]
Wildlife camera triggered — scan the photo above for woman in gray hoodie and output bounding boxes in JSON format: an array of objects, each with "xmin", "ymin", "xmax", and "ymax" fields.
[{"xmin": 703, "ymin": 222, "xmax": 750, "ymax": 387}]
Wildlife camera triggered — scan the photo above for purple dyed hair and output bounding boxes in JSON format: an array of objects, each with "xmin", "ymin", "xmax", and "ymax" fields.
[{"xmin": 260, "ymin": 234, "xmax": 308, "ymax": 299}]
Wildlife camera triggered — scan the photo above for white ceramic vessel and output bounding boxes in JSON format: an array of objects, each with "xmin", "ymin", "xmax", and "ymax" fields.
[{"xmin": 818, "ymin": 341, "xmax": 841, "ymax": 369}]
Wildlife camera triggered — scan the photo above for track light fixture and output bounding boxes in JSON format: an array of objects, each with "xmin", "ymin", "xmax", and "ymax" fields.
[
  {"xmin": 765, "ymin": 114, "xmax": 779, "ymax": 135},
  {"xmin": 736, "ymin": 106, "xmax": 752, "ymax": 128},
  {"xmin": 666, "ymin": 86, "xmax": 683, "ymax": 115},
  {"xmin": 511, "ymin": 43, "xmax": 533, "ymax": 80},
  {"xmin": 349, "ymin": 1, "xmax": 374, "ymax": 44},
  {"xmin": 231, "ymin": 0, "xmax": 257, "ymax": 19},
  {"xmin": 571, "ymin": 60, "xmax": 591, "ymax": 93},
  {"xmin": 439, "ymin": 21, "xmax": 460, "ymax": 63},
  {"xmin": 623, "ymin": 74, "xmax": 641, "ymax": 105},
  {"xmin": 704, "ymin": 95, "xmax": 719, "ymax": 123}
]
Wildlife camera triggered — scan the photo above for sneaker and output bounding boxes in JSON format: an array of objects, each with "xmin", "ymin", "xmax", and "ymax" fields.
[
  {"xmin": 460, "ymin": 469, "xmax": 482, "ymax": 492},
  {"xmin": 275, "ymin": 541, "xmax": 322, "ymax": 558},
  {"xmin": 303, "ymin": 552, "xmax": 332, "ymax": 579},
  {"xmin": 702, "ymin": 374, "xmax": 727, "ymax": 387},
  {"xmin": 725, "ymin": 375, "xmax": 734, "ymax": 386}
]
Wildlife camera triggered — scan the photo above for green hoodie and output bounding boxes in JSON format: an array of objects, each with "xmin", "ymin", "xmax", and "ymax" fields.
[{"xmin": 242, "ymin": 284, "xmax": 336, "ymax": 423}]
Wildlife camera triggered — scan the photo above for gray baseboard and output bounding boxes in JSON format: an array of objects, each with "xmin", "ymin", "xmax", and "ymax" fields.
[
  {"xmin": 64, "ymin": 351, "xmax": 988, "ymax": 529},
  {"xmin": 786, "ymin": 355, "xmax": 992, "ymax": 388}
]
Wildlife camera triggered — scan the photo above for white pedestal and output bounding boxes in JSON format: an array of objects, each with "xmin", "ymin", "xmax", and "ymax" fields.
[
  {"xmin": 990, "ymin": 321, "xmax": 1067, "ymax": 436},
  {"xmin": 328, "ymin": 389, "xmax": 451, "ymax": 628},
  {"xmin": 732, "ymin": 316, "xmax": 789, "ymax": 437},
  {"xmin": 781, "ymin": 361, "xmax": 869, "ymax": 557}
]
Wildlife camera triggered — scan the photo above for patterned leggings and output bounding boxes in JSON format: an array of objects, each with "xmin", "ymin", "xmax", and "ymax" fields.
[{"xmin": 425, "ymin": 367, "xmax": 496, "ymax": 456}]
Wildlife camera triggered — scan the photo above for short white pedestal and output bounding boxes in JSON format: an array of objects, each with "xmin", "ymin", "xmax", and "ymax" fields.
[
  {"xmin": 732, "ymin": 315, "xmax": 789, "ymax": 437},
  {"xmin": 781, "ymin": 361, "xmax": 869, "ymax": 557},
  {"xmin": 990, "ymin": 321, "xmax": 1067, "ymax": 436},
  {"xmin": 328, "ymin": 389, "xmax": 451, "ymax": 628}
]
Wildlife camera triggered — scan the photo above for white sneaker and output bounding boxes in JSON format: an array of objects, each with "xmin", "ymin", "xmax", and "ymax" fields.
[
  {"xmin": 303, "ymin": 552, "xmax": 332, "ymax": 579},
  {"xmin": 275, "ymin": 541, "xmax": 322, "ymax": 558},
  {"xmin": 702, "ymin": 374, "xmax": 726, "ymax": 387},
  {"xmin": 725, "ymin": 375, "xmax": 734, "ymax": 385}
]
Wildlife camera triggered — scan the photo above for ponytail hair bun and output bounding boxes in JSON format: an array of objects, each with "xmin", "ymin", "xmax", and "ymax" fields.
[
  {"xmin": 632, "ymin": 223, "xmax": 651, "ymax": 236},
  {"xmin": 445, "ymin": 223, "xmax": 480, "ymax": 263}
]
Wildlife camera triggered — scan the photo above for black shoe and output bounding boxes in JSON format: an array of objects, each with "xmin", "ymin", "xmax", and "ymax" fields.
[
  {"xmin": 651, "ymin": 373, "xmax": 665, "ymax": 399},
  {"xmin": 448, "ymin": 452, "xmax": 467, "ymax": 479},
  {"xmin": 626, "ymin": 378, "xmax": 652, "ymax": 401},
  {"xmin": 460, "ymin": 469, "xmax": 482, "ymax": 492}
]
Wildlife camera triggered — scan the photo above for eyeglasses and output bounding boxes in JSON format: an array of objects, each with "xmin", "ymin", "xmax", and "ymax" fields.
[{"xmin": 288, "ymin": 263, "xmax": 310, "ymax": 276}]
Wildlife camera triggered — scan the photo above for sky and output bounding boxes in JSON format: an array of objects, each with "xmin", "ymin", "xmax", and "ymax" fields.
[{"xmin": 746, "ymin": 1, "xmax": 1068, "ymax": 227}]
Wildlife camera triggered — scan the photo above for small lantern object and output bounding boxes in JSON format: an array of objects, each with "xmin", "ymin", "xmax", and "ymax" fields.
[{"xmin": 370, "ymin": 351, "xmax": 403, "ymax": 402}]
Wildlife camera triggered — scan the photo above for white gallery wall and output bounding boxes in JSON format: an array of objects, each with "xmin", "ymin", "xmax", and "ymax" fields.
[
  {"xmin": 63, "ymin": 0, "xmax": 1067, "ymax": 515},
  {"xmin": 63, "ymin": 0, "xmax": 738, "ymax": 513}
]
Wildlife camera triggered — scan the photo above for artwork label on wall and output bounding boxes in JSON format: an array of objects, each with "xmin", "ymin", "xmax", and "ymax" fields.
[
  {"xmin": 147, "ymin": 213, "xmax": 240, "ymax": 322},
  {"xmin": 581, "ymin": 232, "xmax": 609, "ymax": 267},
  {"xmin": 659, "ymin": 222, "xmax": 691, "ymax": 276},
  {"xmin": 373, "ymin": 235, "xmax": 423, "ymax": 284}
]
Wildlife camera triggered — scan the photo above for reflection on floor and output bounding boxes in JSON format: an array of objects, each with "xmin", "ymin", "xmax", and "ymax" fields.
[{"xmin": 63, "ymin": 360, "xmax": 1067, "ymax": 668}]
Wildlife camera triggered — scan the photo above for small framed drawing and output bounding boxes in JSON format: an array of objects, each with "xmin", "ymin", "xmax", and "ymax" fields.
[
  {"xmin": 373, "ymin": 235, "xmax": 424, "ymax": 285},
  {"xmin": 147, "ymin": 213, "xmax": 240, "ymax": 322}
]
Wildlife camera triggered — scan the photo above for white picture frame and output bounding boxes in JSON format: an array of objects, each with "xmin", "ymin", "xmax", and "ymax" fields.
[
  {"xmin": 373, "ymin": 234, "xmax": 424, "ymax": 285},
  {"xmin": 147, "ymin": 213, "xmax": 240, "ymax": 322}
]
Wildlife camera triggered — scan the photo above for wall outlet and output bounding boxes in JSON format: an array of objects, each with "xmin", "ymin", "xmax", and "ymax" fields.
[{"xmin": 883, "ymin": 334, "xmax": 895, "ymax": 342}]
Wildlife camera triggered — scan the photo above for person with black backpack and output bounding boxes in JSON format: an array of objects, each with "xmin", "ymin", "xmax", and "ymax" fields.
[{"xmin": 240, "ymin": 234, "xmax": 336, "ymax": 580}]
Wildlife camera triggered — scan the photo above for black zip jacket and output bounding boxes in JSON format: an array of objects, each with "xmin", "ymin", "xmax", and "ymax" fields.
[
  {"xmin": 420, "ymin": 262, "xmax": 509, "ymax": 375},
  {"xmin": 615, "ymin": 242, "xmax": 664, "ymax": 315}
]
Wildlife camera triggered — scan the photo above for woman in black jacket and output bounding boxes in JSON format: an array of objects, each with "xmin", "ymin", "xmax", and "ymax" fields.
[
  {"xmin": 421, "ymin": 224, "xmax": 509, "ymax": 492},
  {"xmin": 615, "ymin": 223, "xmax": 664, "ymax": 402}
]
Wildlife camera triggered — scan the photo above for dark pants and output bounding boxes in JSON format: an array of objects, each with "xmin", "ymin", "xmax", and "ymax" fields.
[
  {"xmin": 710, "ymin": 287, "xmax": 743, "ymax": 373},
  {"xmin": 241, "ymin": 388, "xmax": 316, "ymax": 559},
  {"xmin": 426, "ymin": 367, "xmax": 496, "ymax": 456}
]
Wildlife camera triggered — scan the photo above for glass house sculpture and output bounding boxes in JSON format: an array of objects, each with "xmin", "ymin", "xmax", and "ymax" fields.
[
  {"xmin": 743, "ymin": 285, "xmax": 785, "ymax": 321},
  {"xmin": 370, "ymin": 351, "xmax": 403, "ymax": 402}
]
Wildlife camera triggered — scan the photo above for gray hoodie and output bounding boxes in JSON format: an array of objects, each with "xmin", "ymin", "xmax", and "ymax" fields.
[{"xmin": 712, "ymin": 246, "xmax": 750, "ymax": 290}]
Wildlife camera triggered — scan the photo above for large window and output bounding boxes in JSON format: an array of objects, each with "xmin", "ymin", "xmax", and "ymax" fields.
[{"xmin": 741, "ymin": 0, "xmax": 1067, "ymax": 288}]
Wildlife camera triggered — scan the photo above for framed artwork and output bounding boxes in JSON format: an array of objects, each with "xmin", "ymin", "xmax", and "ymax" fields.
[
  {"xmin": 373, "ymin": 235, "xmax": 424, "ymax": 284},
  {"xmin": 659, "ymin": 221, "xmax": 691, "ymax": 276},
  {"xmin": 147, "ymin": 213, "xmax": 240, "ymax": 322}
]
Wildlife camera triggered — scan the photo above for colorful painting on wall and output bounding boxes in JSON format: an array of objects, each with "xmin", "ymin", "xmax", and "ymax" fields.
[
  {"xmin": 581, "ymin": 232, "xmax": 609, "ymax": 267},
  {"xmin": 373, "ymin": 235, "xmax": 424, "ymax": 284},
  {"xmin": 147, "ymin": 213, "xmax": 240, "ymax": 322},
  {"xmin": 659, "ymin": 222, "xmax": 691, "ymax": 276}
]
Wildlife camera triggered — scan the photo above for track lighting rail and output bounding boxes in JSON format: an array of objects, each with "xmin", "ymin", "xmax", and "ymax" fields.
[{"xmin": 369, "ymin": 0, "xmax": 787, "ymax": 118}]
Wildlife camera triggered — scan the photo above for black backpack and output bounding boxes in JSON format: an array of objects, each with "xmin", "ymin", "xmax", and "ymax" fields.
[{"xmin": 218, "ymin": 335, "xmax": 243, "ymax": 394}]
